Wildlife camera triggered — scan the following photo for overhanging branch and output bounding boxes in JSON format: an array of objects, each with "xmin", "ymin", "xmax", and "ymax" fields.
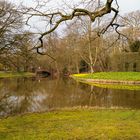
[{"xmin": 35, "ymin": 0, "xmax": 116, "ymax": 55}]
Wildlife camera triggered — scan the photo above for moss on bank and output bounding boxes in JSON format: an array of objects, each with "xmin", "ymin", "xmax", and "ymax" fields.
[
  {"xmin": 0, "ymin": 72, "xmax": 35, "ymax": 78},
  {"xmin": 0, "ymin": 109, "xmax": 140, "ymax": 140},
  {"xmin": 72, "ymin": 72, "xmax": 140, "ymax": 81}
]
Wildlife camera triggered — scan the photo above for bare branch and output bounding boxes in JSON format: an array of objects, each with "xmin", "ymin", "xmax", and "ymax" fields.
[
  {"xmin": 30, "ymin": 0, "xmax": 117, "ymax": 55},
  {"xmin": 99, "ymin": 7, "xmax": 119, "ymax": 35}
]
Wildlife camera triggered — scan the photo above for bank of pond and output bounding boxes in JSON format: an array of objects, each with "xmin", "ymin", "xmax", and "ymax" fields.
[
  {"xmin": 0, "ymin": 72, "xmax": 140, "ymax": 139},
  {"xmin": 0, "ymin": 72, "xmax": 35, "ymax": 78},
  {"xmin": 0, "ymin": 109, "xmax": 140, "ymax": 140},
  {"xmin": 71, "ymin": 72, "xmax": 140, "ymax": 85}
]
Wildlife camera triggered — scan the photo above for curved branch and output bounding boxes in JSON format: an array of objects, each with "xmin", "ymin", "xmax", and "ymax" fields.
[
  {"xmin": 99, "ymin": 7, "xmax": 119, "ymax": 35},
  {"xmin": 35, "ymin": 0, "xmax": 116, "ymax": 56}
]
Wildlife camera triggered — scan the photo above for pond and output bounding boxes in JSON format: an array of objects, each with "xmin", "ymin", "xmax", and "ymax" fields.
[{"xmin": 0, "ymin": 77, "xmax": 140, "ymax": 118}]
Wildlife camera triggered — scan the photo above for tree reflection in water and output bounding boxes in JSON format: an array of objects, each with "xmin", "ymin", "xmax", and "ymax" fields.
[{"xmin": 0, "ymin": 77, "xmax": 140, "ymax": 118}]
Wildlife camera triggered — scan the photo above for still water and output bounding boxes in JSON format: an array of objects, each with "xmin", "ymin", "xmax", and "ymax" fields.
[{"xmin": 0, "ymin": 77, "xmax": 140, "ymax": 118}]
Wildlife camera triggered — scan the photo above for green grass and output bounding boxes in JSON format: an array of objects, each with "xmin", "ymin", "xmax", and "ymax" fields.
[
  {"xmin": 0, "ymin": 109, "xmax": 140, "ymax": 140},
  {"xmin": 0, "ymin": 72, "xmax": 35, "ymax": 78},
  {"xmin": 72, "ymin": 72, "xmax": 140, "ymax": 81}
]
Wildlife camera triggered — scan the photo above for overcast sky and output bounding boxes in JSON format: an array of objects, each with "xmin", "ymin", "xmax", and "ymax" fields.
[
  {"xmin": 117, "ymin": 0, "xmax": 140, "ymax": 13},
  {"xmin": 9, "ymin": 0, "xmax": 140, "ymax": 14},
  {"xmin": 8, "ymin": 0, "xmax": 140, "ymax": 34}
]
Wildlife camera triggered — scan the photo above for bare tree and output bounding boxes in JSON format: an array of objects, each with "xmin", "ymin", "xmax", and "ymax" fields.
[
  {"xmin": 118, "ymin": 10, "xmax": 140, "ymax": 52},
  {"xmin": 0, "ymin": 0, "xmax": 23, "ymax": 54},
  {"xmin": 120, "ymin": 10, "xmax": 140, "ymax": 39},
  {"xmin": 22, "ymin": 0, "xmax": 119, "ymax": 54}
]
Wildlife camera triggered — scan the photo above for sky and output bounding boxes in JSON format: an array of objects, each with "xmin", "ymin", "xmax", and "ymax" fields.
[
  {"xmin": 9, "ymin": 0, "xmax": 140, "ymax": 14},
  {"xmin": 117, "ymin": 0, "xmax": 140, "ymax": 14},
  {"xmin": 7, "ymin": 0, "xmax": 140, "ymax": 33}
]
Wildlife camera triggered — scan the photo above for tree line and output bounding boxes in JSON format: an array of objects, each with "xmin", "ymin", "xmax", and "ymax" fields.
[{"xmin": 0, "ymin": 0, "xmax": 140, "ymax": 75}]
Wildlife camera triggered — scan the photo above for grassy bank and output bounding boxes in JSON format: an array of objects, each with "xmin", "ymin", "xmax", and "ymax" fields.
[
  {"xmin": 0, "ymin": 109, "xmax": 140, "ymax": 140},
  {"xmin": 0, "ymin": 72, "xmax": 35, "ymax": 78},
  {"xmin": 72, "ymin": 72, "xmax": 140, "ymax": 81}
]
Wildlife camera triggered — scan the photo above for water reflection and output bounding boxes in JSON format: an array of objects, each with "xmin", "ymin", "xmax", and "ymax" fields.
[{"xmin": 0, "ymin": 77, "xmax": 140, "ymax": 117}]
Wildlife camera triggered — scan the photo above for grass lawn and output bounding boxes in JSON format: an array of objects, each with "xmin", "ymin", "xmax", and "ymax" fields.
[
  {"xmin": 72, "ymin": 72, "xmax": 140, "ymax": 81},
  {"xmin": 0, "ymin": 109, "xmax": 140, "ymax": 140},
  {"xmin": 0, "ymin": 72, "xmax": 35, "ymax": 78}
]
